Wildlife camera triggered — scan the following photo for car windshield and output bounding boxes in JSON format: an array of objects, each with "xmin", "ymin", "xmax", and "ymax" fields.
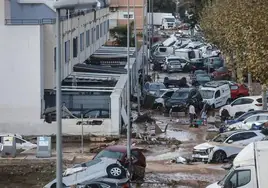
[
  {"xmin": 212, "ymin": 133, "xmax": 231, "ymax": 142},
  {"xmin": 200, "ymin": 90, "xmax": 214, "ymax": 99},
  {"xmin": 149, "ymin": 83, "xmax": 166, "ymax": 91},
  {"xmin": 94, "ymin": 150, "xmax": 124, "ymax": 160},
  {"xmin": 171, "ymin": 91, "xmax": 189, "ymax": 99},
  {"xmin": 218, "ymin": 167, "xmax": 235, "ymax": 186},
  {"xmin": 165, "ymin": 18, "xmax": 175, "ymax": 22},
  {"xmin": 197, "ymin": 75, "xmax": 210, "ymax": 81},
  {"xmin": 169, "ymin": 61, "xmax": 181, "ymax": 65}
]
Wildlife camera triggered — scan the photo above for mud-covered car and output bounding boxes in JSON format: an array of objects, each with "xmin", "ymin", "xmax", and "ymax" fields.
[
  {"xmin": 93, "ymin": 145, "xmax": 146, "ymax": 180},
  {"xmin": 44, "ymin": 158, "xmax": 128, "ymax": 188}
]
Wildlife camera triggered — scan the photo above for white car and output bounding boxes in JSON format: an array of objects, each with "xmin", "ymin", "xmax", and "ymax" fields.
[
  {"xmin": 44, "ymin": 158, "xmax": 127, "ymax": 188},
  {"xmin": 227, "ymin": 113, "xmax": 268, "ymax": 130},
  {"xmin": 0, "ymin": 134, "xmax": 36, "ymax": 151},
  {"xmin": 219, "ymin": 96, "xmax": 263, "ymax": 117},
  {"xmin": 192, "ymin": 130, "xmax": 265, "ymax": 163},
  {"xmin": 163, "ymin": 55, "xmax": 188, "ymax": 71}
]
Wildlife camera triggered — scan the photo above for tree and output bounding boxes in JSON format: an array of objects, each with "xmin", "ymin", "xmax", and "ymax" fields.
[{"xmin": 109, "ymin": 21, "xmax": 135, "ymax": 47}]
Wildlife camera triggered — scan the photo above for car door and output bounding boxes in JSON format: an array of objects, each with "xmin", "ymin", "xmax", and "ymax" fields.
[
  {"xmin": 229, "ymin": 98, "xmax": 245, "ymax": 116},
  {"xmin": 240, "ymin": 132, "xmax": 260, "ymax": 145},
  {"xmin": 162, "ymin": 91, "xmax": 174, "ymax": 106},
  {"xmin": 256, "ymin": 114, "xmax": 268, "ymax": 124},
  {"xmin": 241, "ymin": 98, "xmax": 255, "ymax": 112},
  {"xmin": 214, "ymin": 90, "xmax": 221, "ymax": 108},
  {"xmin": 222, "ymin": 133, "xmax": 246, "ymax": 157},
  {"xmin": 243, "ymin": 115, "xmax": 259, "ymax": 129}
]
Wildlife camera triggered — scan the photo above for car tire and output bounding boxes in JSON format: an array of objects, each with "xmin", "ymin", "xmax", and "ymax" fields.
[
  {"xmin": 106, "ymin": 164, "xmax": 126, "ymax": 179},
  {"xmin": 156, "ymin": 103, "xmax": 164, "ymax": 111},
  {"xmin": 51, "ymin": 183, "xmax": 66, "ymax": 188},
  {"xmin": 212, "ymin": 150, "xmax": 227, "ymax": 163}
]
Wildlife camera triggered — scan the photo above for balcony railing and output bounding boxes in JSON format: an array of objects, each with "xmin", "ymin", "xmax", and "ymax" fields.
[{"xmin": 4, "ymin": 7, "xmax": 107, "ymax": 25}]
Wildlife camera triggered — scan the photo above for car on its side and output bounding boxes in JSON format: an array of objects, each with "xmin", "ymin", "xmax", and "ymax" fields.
[
  {"xmin": 192, "ymin": 130, "xmax": 265, "ymax": 163},
  {"xmin": 219, "ymin": 96, "xmax": 264, "ymax": 117},
  {"xmin": 93, "ymin": 145, "xmax": 146, "ymax": 180},
  {"xmin": 77, "ymin": 178, "xmax": 130, "ymax": 188},
  {"xmin": 227, "ymin": 113, "xmax": 268, "ymax": 130},
  {"xmin": 45, "ymin": 158, "xmax": 127, "ymax": 188}
]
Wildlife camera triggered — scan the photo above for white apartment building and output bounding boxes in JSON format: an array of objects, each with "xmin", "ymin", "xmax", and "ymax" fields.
[{"xmin": 0, "ymin": 0, "xmax": 113, "ymax": 135}]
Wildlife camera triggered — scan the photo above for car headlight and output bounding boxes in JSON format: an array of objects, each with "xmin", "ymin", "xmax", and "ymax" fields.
[{"xmin": 206, "ymin": 147, "xmax": 214, "ymax": 154}]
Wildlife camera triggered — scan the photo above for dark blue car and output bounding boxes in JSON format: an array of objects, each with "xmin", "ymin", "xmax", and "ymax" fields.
[{"xmin": 226, "ymin": 110, "xmax": 268, "ymax": 125}]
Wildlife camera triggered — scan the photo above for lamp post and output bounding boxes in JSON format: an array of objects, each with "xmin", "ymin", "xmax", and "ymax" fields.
[{"xmin": 53, "ymin": 1, "xmax": 97, "ymax": 187}]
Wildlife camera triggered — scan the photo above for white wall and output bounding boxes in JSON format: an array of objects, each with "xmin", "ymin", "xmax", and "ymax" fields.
[
  {"xmin": 43, "ymin": 8, "xmax": 110, "ymax": 89},
  {"xmin": 0, "ymin": 25, "xmax": 42, "ymax": 123},
  {"xmin": 0, "ymin": 0, "xmax": 5, "ymax": 25}
]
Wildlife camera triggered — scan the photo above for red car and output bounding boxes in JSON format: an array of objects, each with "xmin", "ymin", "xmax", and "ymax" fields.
[
  {"xmin": 93, "ymin": 145, "xmax": 146, "ymax": 180},
  {"xmin": 211, "ymin": 67, "xmax": 232, "ymax": 80},
  {"xmin": 230, "ymin": 83, "xmax": 249, "ymax": 99}
]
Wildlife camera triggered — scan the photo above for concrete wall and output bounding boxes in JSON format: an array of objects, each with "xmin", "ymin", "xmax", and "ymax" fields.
[
  {"xmin": 44, "ymin": 8, "xmax": 110, "ymax": 89},
  {"xmin": 0, "ymin": 25, "xmax": 42, "ymax": 123}
]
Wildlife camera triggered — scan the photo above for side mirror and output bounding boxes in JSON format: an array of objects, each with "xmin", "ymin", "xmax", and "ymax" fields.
[{"xmin": 227, "ymin": 140, "xmax": 233, "ymax": 144}]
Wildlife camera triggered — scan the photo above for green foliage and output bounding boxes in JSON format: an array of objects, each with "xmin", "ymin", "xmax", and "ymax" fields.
[
  {"xmin": 200, "ymin": 0, "xmax": 268, "ymax": 84},
  {"xmin": 109, "ymin": 22, "xmax": 135, "ymax": 47}
]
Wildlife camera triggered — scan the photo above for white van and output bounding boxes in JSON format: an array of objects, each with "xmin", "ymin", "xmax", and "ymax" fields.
[
  {"xmin": 161, "ymin": 16, "xmax": 176, "ymax": 29},
  {"xmin": 174, "ymin": 49, "xmax": 201, "ymax": 60},
  {"xmin": 207, "ymin": 141, "xmax": 268, "ymax": 188},
  {"xmin": 200, "ymin": 81, "xmax": 231, "ymax": 108}
]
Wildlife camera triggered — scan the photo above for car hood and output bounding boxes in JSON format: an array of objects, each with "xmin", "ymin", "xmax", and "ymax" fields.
[
  {"xmin": 194, "ymin": 142, "xmax": 216, "ymax": 150},
  {"xmin": 227, "ymin": 122, "xmax": 244, "ymax": 130}
]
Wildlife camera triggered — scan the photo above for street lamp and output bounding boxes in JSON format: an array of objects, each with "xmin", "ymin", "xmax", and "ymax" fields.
[{"xmin": 53, "ymin": 1, "xmax": 97, "ymax": 187}]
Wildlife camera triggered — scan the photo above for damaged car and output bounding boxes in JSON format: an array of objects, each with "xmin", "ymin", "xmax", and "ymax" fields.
[
  {"xmin": 192, "ymin": 130, "xmax": 265, "ymax": 163},
  {"xmin": 44, "ymin": 158, "xmax": 128, "ymax": 188}
]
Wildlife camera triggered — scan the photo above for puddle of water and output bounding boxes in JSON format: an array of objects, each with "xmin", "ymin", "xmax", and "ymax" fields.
[
  {"xmin": 146, "ymin": 148, "xmax": 188, "ymax": 161},
  {"xmin": 159, "ymin": 130, "xmax": 195, "ymax": 142}
]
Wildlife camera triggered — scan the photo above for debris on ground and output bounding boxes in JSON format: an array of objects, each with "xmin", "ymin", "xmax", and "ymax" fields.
[
  {"xmin": 172, "ymin": 156, "xmax": 192, "ymax": 165},
  {"xmin": 136, "ymin": 137, "xmax": 181, "ymax": 145},
  {"xmin": 134, "ymin": 113, "xmax": 155, "ymax": 123}
]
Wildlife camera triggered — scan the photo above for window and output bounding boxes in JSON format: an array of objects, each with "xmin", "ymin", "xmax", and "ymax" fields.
[
  {"xmin": 241, "ymin": 132, "xmax": 257, "ymax": 139},
  {"xmin": 86, "ymin": 30, "xmax": 90, "ymax": 47},
  {"xmin": 54, "ymin": 47, "xmax": 56, "ymax": 70},
  {"xmin": 101, "ymin": 110, "xmax": 109, "ymax": 118},
  {"xmin": 159, "ymin": 47, "xmax": 167, "ymax": 52},
  {"xmin": 215, "ymin": 90, "xmax": 220, "ymax": 98},
  {"xmin": 80, "ymin": 32, "xmax": 84, "ymax": 52},
  {"xmin": 164, "ymin": 91, "xmax": 174, "ymax": 98},
  {"xmin": 228, "ymin": 170, "xmax": 251, "ymax": 187},
  {"xmin": 230, "ymin": 85, "xmax": 239, "ymax": 90},
  {"xmin": 258, "ymin": 115, "xmax": 268, "ymax": 121},
  {"xmin": 228, "ymin": 133, "xmax": 244, "ymax": 142},
  {"xmin": 232, "ymin": 98, "xmax": 243, "ymax": 106},
  {"xmin": 96, "ymin": 25, "xmax": 99, "ymax": 40},
  {"xmin": 16, "ymin": 138, "xmax": 26, "ymax": 144},
  {"xmin": 94, "ymin": 150, "xmax": 124, "ymax": 160},
  {"xmin": 104, "ymin": 21, "xmax": 106, "ymax": 34},
  {"xmin": 84, "ymin": 110, "xmax": 100, "ymax": 118},
  {"xmin": 241, "ymin": 98, "xmax": 254, "ymax": 104},
  {"xmin": 107, "ymin": 19, "xmax": 109, "ymax": 31},
  {"xmin": 123, "ymin": 14, "xmax": 133, "ymax": 19},
  {"xmin": 245, "ymin": 116, "xmax": 258, "ymax": 123},
  {"xmin": 64, "ymin": 40, "xmax": 70, "ymax": 63},
  {"xmin": 91, "ymin": 28, "xmax": 94, "ymax": 43},
  {"xmin": 100, "ymin": 23, "xmax": 103, "ymax": 38},
  {"xmin": 73, "ymin": 37, "xmax": 78, "ymax": 58}
]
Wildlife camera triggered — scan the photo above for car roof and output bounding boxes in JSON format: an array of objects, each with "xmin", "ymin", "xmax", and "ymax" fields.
[
  {"xmin": 246, "ymin": 113, "xmax": 268, "ymax": 118},
  {"xmin": 222, "ymin": 130, "xmax": 261, "ymax": 136},
  {"xmin": 105, "ymin": 145, "xmax": 138, "ymax": 152},
  {"xmin": 239, "ymin": 96, "xmax": 261, "ymax": 100}
]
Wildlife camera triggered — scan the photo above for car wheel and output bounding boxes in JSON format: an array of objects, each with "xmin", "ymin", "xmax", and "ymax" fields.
[
  {"xmin": 156, "ymin": 103, "xmax": 164, "ymax": 111},
  {"xmin": 51, "ymin": 183, "xmax": 66, "ymax": 188},
  {"xmin": 106, "ymin": 164, "xmax": 126, "ymax": 179},
  {"xmin": 212, "ymin": 150, "xmax": 227, "ymax": 163}
]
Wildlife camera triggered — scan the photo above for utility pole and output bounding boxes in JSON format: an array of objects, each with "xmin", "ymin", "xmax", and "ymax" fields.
[
  {"xmin": 142, "ymin": 0, "xmax": 145, "ymax": 88},
  {"xmin": 126, "ymin": 0, "xmax": 131, "ymax": 169},
  {"xmin": 133, "ymin": 0, "xmax": 140, "ymax": 115},
  {"xmin": 147, "ymin": 0, "xmax": 151, "ymax": 75}
]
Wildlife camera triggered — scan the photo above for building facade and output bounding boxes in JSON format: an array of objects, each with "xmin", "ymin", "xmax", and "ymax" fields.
[
  {"xmin": 0, "ymin": 0, "xmax": 110, "ymax": 130},
  {"xmin": 109, "ymin": 0, "xmax": 145, "ymax": 32}
]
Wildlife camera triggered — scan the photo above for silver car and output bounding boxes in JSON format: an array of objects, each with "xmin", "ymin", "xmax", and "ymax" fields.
[
  {"xmin": 167, "ymin": 60, "xmax": 183, "ymax": 73},
  {"xmin": 44, "ymin": 158, "xmax": 127, "ymax": 188}
]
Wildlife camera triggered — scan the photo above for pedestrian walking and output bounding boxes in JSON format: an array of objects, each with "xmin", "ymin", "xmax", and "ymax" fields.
[{"xmin": 189, "ymin": 102, "xmax": 196, "ymax": 127}]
